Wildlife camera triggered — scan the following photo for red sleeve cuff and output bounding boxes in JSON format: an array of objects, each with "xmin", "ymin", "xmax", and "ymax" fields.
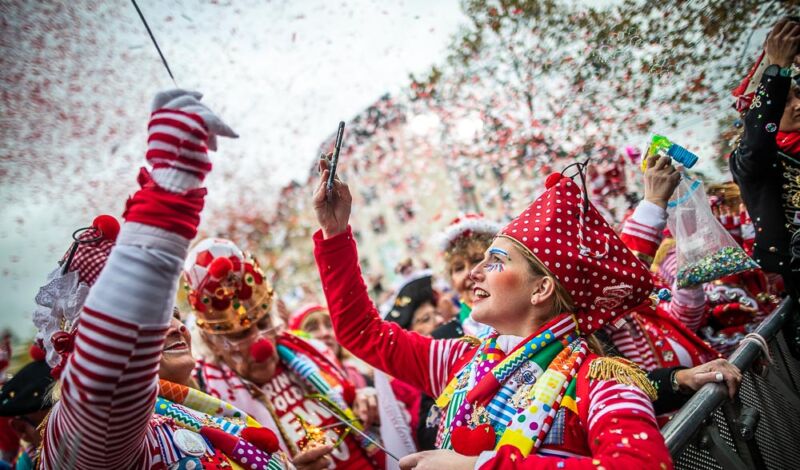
[
  {"xmin": 313, "ymin": 226, "xmax": 355, "ymax": 254},
  {"xmin": 123, "ymin": 167, "xmax": 206, "ymax": 240}
]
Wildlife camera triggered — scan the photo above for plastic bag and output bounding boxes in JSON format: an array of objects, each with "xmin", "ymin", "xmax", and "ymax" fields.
[{"xmin": 667, "ymin": 176, "xmax": 759, "ymax": 288}]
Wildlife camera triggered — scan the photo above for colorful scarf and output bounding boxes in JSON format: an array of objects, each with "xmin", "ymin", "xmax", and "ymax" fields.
[
  {"xmin": 275, "ymin": 334, "xmax": 381, "ymax": 458},
  {"xmin": 458, "ymin": 301, "xmax": 472, "ymax": 323},
  {"xmin": 156, "ymin": 380, "xmax": 286, "ymax": 469},
  {"xmin": 435, "ymin": 314, "xmax": 587, "ymax": 457}
]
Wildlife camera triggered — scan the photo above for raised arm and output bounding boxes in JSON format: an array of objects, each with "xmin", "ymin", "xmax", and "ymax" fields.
[
  {"xmin": 730, "ymin": 20, "xmax": 797, "ymax": 180},
  {"xmin": 620, "ymin": 157, "xmax": 706, "ymax": 330},
  {"xmin": 42, "ymin": 90, "xmax": 236, "ymax": 469},
  {"xmin": 313, "ymin": 159, "xmax": 473, "ymax": 397}
]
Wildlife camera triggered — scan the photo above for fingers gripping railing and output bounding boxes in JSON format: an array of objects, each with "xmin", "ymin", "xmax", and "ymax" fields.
[{"xmin": 662, "ymin": 296, "xmax": 800, "ymax": 468}]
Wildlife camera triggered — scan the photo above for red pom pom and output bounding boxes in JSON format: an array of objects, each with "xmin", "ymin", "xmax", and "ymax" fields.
[
  {"xmin": 92, "ymin": 215, "xmax": 120, "ymax": 242},
  {"xmin": 544, "ymin": 172, "xmax": 563, "ymax": 189},
  {"xmin": 450, "ymin": 424, "xmax": 496, "ymax": 456},
  {"xmin": 241, "ymin": 427, "xmax": 280, "ymax": 453},
  {"xmin": 208, "ymin": 257, "xmax": 234, "ymax": 279},
  {"xmin": 250, "ymin": 338, "xmax": 276, "ymax": 363},
  {"xmin": 29, "ymin": 343, "xmax": 46, "ymax": 362},
  {"xmin": 200, "ymin": 426, "xmax": 237, "ymax": 454}
]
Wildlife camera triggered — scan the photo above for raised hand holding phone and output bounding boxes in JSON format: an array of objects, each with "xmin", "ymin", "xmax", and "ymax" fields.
[
  {"xmin": 326, "ymin": 121, "xmax": 346, "ymax": 198},
  {"xmin": 314, "ymin": 153, "xmax": 352, "ymax": 240}
]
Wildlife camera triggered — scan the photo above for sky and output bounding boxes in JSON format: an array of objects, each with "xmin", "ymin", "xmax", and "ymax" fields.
[
  {"xmin": 0, "ymin": 0, "xmax": 771, "ymax": 342},
  {"xmin": 0, "ymin": 0, "xmax": 467, "ymax": 339}
]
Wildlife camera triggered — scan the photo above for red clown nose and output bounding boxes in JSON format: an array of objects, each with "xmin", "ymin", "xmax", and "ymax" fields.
[{"xmin": 250, "ymin": 337, "xmax": 276, "ymax": 363}]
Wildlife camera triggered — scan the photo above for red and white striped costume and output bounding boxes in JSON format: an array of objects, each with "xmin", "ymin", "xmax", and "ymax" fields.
[
  {"xmin": 616, "ymin": 200, "xmax": 717, "ymax": 370},
  {"xmin": 40, "ymin": 98, "xmax": 256, "ymax": 469}
]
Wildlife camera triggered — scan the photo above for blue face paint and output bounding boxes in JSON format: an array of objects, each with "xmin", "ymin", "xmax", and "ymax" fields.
[
  {"xmin": 486, "ymin": 262, "xmax": 504, "ymax": 272},
  {"xmin": 486, "ymin": 247, "xmax": 508, "ymax": 272}
]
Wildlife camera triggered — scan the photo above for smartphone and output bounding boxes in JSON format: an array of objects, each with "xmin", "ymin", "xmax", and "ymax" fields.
[{"xmin": 326, "ymin": 121, "xmax": 346, "ymax": 197}]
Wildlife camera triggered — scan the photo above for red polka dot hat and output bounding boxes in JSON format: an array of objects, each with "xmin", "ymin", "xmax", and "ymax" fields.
[{"xmin": 498, "ymin": 171, "xmax": 654, "ymax": 334}]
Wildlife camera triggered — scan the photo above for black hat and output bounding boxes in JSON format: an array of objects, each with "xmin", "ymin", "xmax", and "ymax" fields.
[
  {"xmin": 0, "ymin": 360, "xmax": 54, "ymax": 417},
  {"xmin": 386, "ymin": 273, "xmax": 435, "ymax": 330}
]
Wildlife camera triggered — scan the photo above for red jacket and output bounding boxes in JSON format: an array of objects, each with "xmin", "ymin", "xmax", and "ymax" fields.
[{"xmin": 314, "ymin": 228, "xmax": 673, "ymax": 469}]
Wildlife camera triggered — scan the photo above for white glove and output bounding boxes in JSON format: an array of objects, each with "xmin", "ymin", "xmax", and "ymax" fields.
[{"xmin": 147, "ymin": 89, "xmax": 238, "ymax": 193}]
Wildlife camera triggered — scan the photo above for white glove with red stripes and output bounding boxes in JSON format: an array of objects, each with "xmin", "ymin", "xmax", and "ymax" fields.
[{"xmin": 147, "ymin": 89, "xmax": 238, "ymax": 193}]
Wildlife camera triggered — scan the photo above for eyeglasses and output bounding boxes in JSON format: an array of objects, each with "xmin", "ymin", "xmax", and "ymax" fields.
[{"xmin": 220, "ymin": 316, "xmax": 280, "ymax": 350}]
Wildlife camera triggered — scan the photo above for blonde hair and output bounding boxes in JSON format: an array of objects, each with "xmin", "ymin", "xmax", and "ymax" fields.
[
  {"xmin": 504, "ymin": 237, "xmax": 607, "ymax": 354},
  {"xmin": 500, "ymin": 236, "xmax": 575, "ymax": 317}
]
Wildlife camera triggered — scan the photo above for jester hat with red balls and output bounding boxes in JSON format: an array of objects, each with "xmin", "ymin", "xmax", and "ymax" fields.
[
  {"xmin": 32, "ymin": 215, "xmax": 120, "ymax": 377},
  {"xmin": 498, "ymin": 172, "xmax": 654, "ymax": 335}
]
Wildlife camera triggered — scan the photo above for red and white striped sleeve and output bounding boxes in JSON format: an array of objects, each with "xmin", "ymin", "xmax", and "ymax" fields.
[
  {"xmin": 607, "ymin": 325, "xmax": 659, "ymax": 371},
  {"xmin": 666, "ymin": 284, "xmax": 707, "ymax": 332},
  {"xmin": 41, "ymin": 107, "xmax": 210, "ymax": 469},
  {"xmin": 620, "ymin": 201, "xmax": 668, "ymax": 264},
  {"xmin": 314, "ymin": 227, "xmax": 475, "ymax": 397}
]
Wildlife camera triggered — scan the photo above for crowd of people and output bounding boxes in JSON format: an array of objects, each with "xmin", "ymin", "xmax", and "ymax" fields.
[{"xmin": 0, "ymin": 15, "xmax": 799, "ymax": 470}]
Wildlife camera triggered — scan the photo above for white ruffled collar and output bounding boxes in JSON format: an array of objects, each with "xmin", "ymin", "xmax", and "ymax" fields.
[{"xmin": 495, "ymin": 334, "xmax": 525, "ymax": 353}]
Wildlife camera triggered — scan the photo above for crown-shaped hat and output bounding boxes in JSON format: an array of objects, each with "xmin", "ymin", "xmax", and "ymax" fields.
[
  {"xmin": 184, "ymin": 238, "xmax": 274, "ymax": 334},
  {"xmin": 498, "ymin": 172, "xmax": 653, "ymax": 334}
]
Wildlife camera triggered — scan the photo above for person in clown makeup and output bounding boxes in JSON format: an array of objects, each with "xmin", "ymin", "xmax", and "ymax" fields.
[{"xmin": 312, "ymin": 157, "xmax": 672, "ymax": 470}]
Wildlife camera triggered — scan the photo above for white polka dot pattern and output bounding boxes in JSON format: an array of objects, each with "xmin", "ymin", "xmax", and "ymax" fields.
[{"xmin": 499, "ymin": 174, "xmax": 653, "ymax": 334}]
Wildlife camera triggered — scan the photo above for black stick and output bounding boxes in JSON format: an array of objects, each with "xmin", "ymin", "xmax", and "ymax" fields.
[{"xmin": 131, "ymin": 0, "xmax": 178, "ymax": 87}]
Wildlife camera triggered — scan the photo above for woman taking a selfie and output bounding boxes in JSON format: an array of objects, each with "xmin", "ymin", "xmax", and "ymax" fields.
[{"xmin": 311, "ymin": 158, "xmax": 672, "ymax": 470}]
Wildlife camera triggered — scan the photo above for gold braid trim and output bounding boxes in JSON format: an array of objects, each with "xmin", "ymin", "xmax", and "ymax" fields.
[
  {"xmin": 458, "ymin": 335, "xmax": 482, "ymax": 347},
  {"xmin": 650, "ymin": 238, "xmax": 676, "ymax": 274},
  {"xmin": 587, "ymin": 357, "xmax": 658, "ymax": 401}
]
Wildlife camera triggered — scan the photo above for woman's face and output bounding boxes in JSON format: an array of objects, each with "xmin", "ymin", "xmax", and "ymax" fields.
[
  {"xmin": 468, "ymin": 238, "xmax": 539, "ymax": 334},
  {"xmin": 409, "ymin": 302, "xmax": 443, "ymax": 337},
  {"xmin": 159, "ymin": 317, "xmax": 196, "ymax": 385},
  {"xmin": 303, "ymin": 312, "xmax": 340, "ymax": 356},
  {"xmin": 780, "ymin": 85, "xmax": 800, "ymax": 133},
  {"xmin": 449, "ymin": 243, "xmax": 489, "ymax": 304}
]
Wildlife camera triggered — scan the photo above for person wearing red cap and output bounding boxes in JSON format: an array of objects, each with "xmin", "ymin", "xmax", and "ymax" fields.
[
  {"xmin": 289, "ymin": 304, "xmax": 370, "ymax": 389},
  {"xmin": 33, "ymin": 89, "xmax": 297, "ymax": 469},
  {"xmin": 186, "ymin": 238, "xmax": 385, "ymax": 470},
  {"xmin": 313, "ymin": 158, "xmax": 673, "ymax": 469}
]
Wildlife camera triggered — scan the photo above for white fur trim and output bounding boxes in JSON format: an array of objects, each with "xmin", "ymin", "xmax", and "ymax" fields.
[{"xmin": 435, "ymin": 218, "xmax": 501, "ymax": 253}]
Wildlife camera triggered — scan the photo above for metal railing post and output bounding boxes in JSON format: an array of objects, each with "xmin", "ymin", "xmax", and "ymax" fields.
[{"xmin": 661, "ymin": 297, "xmax": 797, "ymax": 458}]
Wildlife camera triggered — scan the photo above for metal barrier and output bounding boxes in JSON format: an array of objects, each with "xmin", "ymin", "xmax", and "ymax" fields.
[{"xmin": 662, "ymin": 297, "xmax": 800, "ymax": 470}]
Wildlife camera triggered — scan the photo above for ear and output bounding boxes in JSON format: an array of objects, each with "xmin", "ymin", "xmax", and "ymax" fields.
[{"xmin": 530, "ymin": 277, "xmax": 557, "ymax": 307}]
